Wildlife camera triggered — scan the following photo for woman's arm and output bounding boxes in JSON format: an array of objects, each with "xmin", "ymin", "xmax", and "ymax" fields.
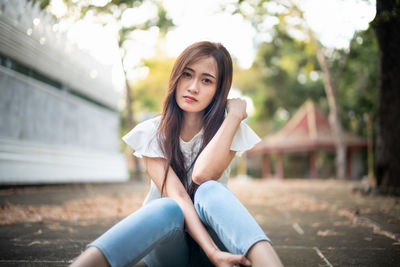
[
  {"xmin": 143, "ymin": 156, "xmax": 250, "ymax": 267},
  {"xmin": 192, "ymin": 98, "xmax": 247, "ymax": 184}
]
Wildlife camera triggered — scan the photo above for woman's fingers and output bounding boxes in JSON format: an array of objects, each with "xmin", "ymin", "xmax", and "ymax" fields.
[
  {"xmin": 233, "ymin": 254, "xmax": 251, "ymax": 266},
  {"xmin": 226, "ymin": 253, "xmax": 251, "ymax": 266},
  {"xmin": 212, "ymin": 251, "xmax": 251, "ymax": 267}
]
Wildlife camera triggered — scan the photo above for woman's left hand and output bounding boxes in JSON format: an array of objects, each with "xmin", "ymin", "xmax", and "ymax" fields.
[{"xmin": 210, "ymin": 249, "xmax": 251, "ymax": 267}]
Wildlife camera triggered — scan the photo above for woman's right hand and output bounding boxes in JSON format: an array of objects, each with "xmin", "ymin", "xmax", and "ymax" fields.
[
  {"xmin": 226, "ymin": 98, "xmax": 248, "ymax": 121},
  {"xmin": 210, "ymin": 249, "xmax": 251, "ymax": 267}
]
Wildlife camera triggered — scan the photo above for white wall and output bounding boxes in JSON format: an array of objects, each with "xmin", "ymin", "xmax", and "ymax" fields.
[{"xmin": 0, "ymin": 0, "xmax": 129, "ymax": 184}]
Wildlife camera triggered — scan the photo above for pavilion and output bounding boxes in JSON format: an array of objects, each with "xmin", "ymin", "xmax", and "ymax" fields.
[{"xmin": 250, "ymin": 101, "xmax": 367, "ymax": 179}]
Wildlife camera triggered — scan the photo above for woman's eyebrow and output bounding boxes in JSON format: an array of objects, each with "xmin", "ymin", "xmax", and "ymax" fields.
[
  {"xmin": 184, "ymin": 67, "xmax": 216, "ymax": 79},
  {"xmin": 203, "ymin": 72, "xmax": 216, "ymax": 79},
  {"xmin": 184, "ymin": 67, "xmax": 194, "ymax": 72}
]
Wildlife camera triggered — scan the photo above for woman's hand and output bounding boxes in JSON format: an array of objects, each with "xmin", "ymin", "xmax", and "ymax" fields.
[
  {"xmin": 210, "ymin": 249, "xmax": 251, "ymax": 267},
  {"xmin": 227, "ymin": 98, "xmax": 248, "ymax": 121}
]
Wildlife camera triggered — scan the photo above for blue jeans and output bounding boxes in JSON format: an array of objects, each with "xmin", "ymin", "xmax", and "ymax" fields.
[{"xmin": 88, "ymin": 180, "xmax": 271, "ymax": 267}]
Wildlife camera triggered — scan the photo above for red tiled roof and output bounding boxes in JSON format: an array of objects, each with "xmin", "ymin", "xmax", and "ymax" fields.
[{"xmin": 251, "ymin": 101, "xmax": 367, "ymax": 153}]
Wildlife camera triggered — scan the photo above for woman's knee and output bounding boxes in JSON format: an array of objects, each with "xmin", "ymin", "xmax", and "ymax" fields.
[
  {"xmin": 149, "ymin": 198, "xmax": 184, "ymax": 227},
  {"xmin": 194, "ymin": 180, "xmax": 226, "ymax": 206}
]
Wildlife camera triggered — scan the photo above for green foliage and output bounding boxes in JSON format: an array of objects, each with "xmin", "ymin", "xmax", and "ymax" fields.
[
  {"xmin": 234, "ymin": 25, "xmax": 326, "ymax": 135},
  {"xmin": 336, "ymin": 27, "xmax": 379, "ymax": 137},
  {"xmin": 34, "ymin": 0, "xmax": 51, "ymax": 10},
  {"xmin": 61, "ymin": 0, "xmax": 174, "ymax": 41},
  {"xmin": 236, "ymin": 25, "xmax": 378, "ymax": 138},
  {"xmin": 52, "ymin": 0, "xmax": 174, "ymax": 133},
  {"xmin": 228, "ymin": 0, "xmax": 378, "ymax": 140},
  {"xmin": 156, "ymin": 6, "xmax": 174, "ymax": 35},
  {"xmin": 129, "ymin": 56, "xmax": 174, "ymax": 120}
]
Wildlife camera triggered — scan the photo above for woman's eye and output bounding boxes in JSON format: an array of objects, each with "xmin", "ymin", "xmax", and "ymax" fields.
[
  {"xmin": 182, "ymin": 72, "xmax": 191, "ymax": 78},
  {"xmin": 203, "ymin": 78, "xmax": 212, "ymax": 84}
]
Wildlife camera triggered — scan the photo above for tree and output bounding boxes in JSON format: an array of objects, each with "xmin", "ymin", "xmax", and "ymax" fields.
[
  {"xmin": 337, "ymin": 28, "xmax": 378, "ymax": 137},
  {"xmin": 35, "ymin": 0, "xmax": 173, "ymax": 178},
  {"xmin": 337, "ymin": 28, "xmax": 379, "ymax": 186},
  {"xmin": 229, "ymin": 0, "xmax": 369, "ymax": 179},
  {"xmin": 373, "ymin": 0, "xmax": 400, "ymax": 192},
  {"xmin": 233, "ymin": 25, "xmax": 326, "ymax": 136},
  {"xmin": 129, "ymin": 55, "xmax": 175, "ymax": 122}
]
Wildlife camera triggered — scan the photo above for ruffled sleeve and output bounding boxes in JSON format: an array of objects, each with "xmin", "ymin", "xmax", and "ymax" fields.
[
  {"xmin": 122, "ymin": 116, "xmax": 165, "ymax": 159},
  {"xmin": 230, "ymin": 121, "xmax": 261, "ymax": 156}
]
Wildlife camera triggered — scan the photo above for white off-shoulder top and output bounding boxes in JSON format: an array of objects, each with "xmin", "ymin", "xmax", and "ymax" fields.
[{"xmin": 122, "ymin": 116, "xmax": 261, "ymax": 205}]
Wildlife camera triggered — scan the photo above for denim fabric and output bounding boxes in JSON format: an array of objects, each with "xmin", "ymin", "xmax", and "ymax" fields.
[{"xmin": 88, "ymin": 180, "xmax": 271, "ymax": 267}]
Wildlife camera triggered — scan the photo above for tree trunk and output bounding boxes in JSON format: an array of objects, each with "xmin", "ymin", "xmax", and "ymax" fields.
[
  {"xmin": 373, "ymin": 0, "xmax": 400, "ymax": 192},
  {"xmin": 124, "ymin": 73, "xmax": 142, "ymax": 180},
  {"xmin": 293, "ymin": 2, "xmax": 347, "ymax": 179},
  {"xmin": 125, "ymin": 77, "xmax": 134, "ymax": 130},
  {"xmin": 119, "ymin": 44, "xmax": 141, "ymax": 180},
  {"xmin": 366, "ymin": 114, "xmax": 376, "ymax": 187},
  {"xmin": 315, "ymin": 45, "xmax": 347, "ymax": 179}
]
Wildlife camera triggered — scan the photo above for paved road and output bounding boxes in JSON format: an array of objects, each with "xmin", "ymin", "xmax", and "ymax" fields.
[{"xmin": 0, "ymin": 178, "xmax": 399, "ymax": 266}]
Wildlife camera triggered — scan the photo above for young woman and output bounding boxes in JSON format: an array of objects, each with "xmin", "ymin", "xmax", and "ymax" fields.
[{"xmin": 70, "ymin": 41, "xmax": 283, "ymax": 267}]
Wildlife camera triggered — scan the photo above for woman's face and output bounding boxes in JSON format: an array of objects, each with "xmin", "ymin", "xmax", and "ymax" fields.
[{"xmin": 175, "ymin": 56, "xmax": 218, "ymax": 115}]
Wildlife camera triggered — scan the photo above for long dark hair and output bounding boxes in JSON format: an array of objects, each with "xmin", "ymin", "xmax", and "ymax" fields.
[{"xmin": 157, "ymin": 41, "xmax": 233, "ymax": 197}]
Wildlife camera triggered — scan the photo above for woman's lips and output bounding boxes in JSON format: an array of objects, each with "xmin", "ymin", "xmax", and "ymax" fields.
[{"xmin": 184, "ymin": 96, "xmax": 197, "ymax": 103}]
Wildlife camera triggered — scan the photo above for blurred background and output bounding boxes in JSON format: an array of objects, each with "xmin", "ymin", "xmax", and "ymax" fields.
[{"xmin": 0, "ymin": 0, "xmax": 398, "ymax": 193}]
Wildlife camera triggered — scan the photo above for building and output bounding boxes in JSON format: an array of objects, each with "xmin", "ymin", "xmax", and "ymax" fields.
[
  {"xmin": 0, "ymin": 0, "xmax": 128, "ymax": 184},
  {"xmin": 250, "ymin": 101, "xmax": 367, "ymax": 179}
]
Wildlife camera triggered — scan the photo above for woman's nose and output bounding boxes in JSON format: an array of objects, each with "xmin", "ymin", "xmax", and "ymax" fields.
[{"xmin": 188, "ymin": 79, "xmax": 199, "ymax": 94}]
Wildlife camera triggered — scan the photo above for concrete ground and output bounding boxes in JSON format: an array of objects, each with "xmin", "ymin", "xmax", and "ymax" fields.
[{"xmin": 0, "ymin": 178, "xmax": 399, "ymax": 266}]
